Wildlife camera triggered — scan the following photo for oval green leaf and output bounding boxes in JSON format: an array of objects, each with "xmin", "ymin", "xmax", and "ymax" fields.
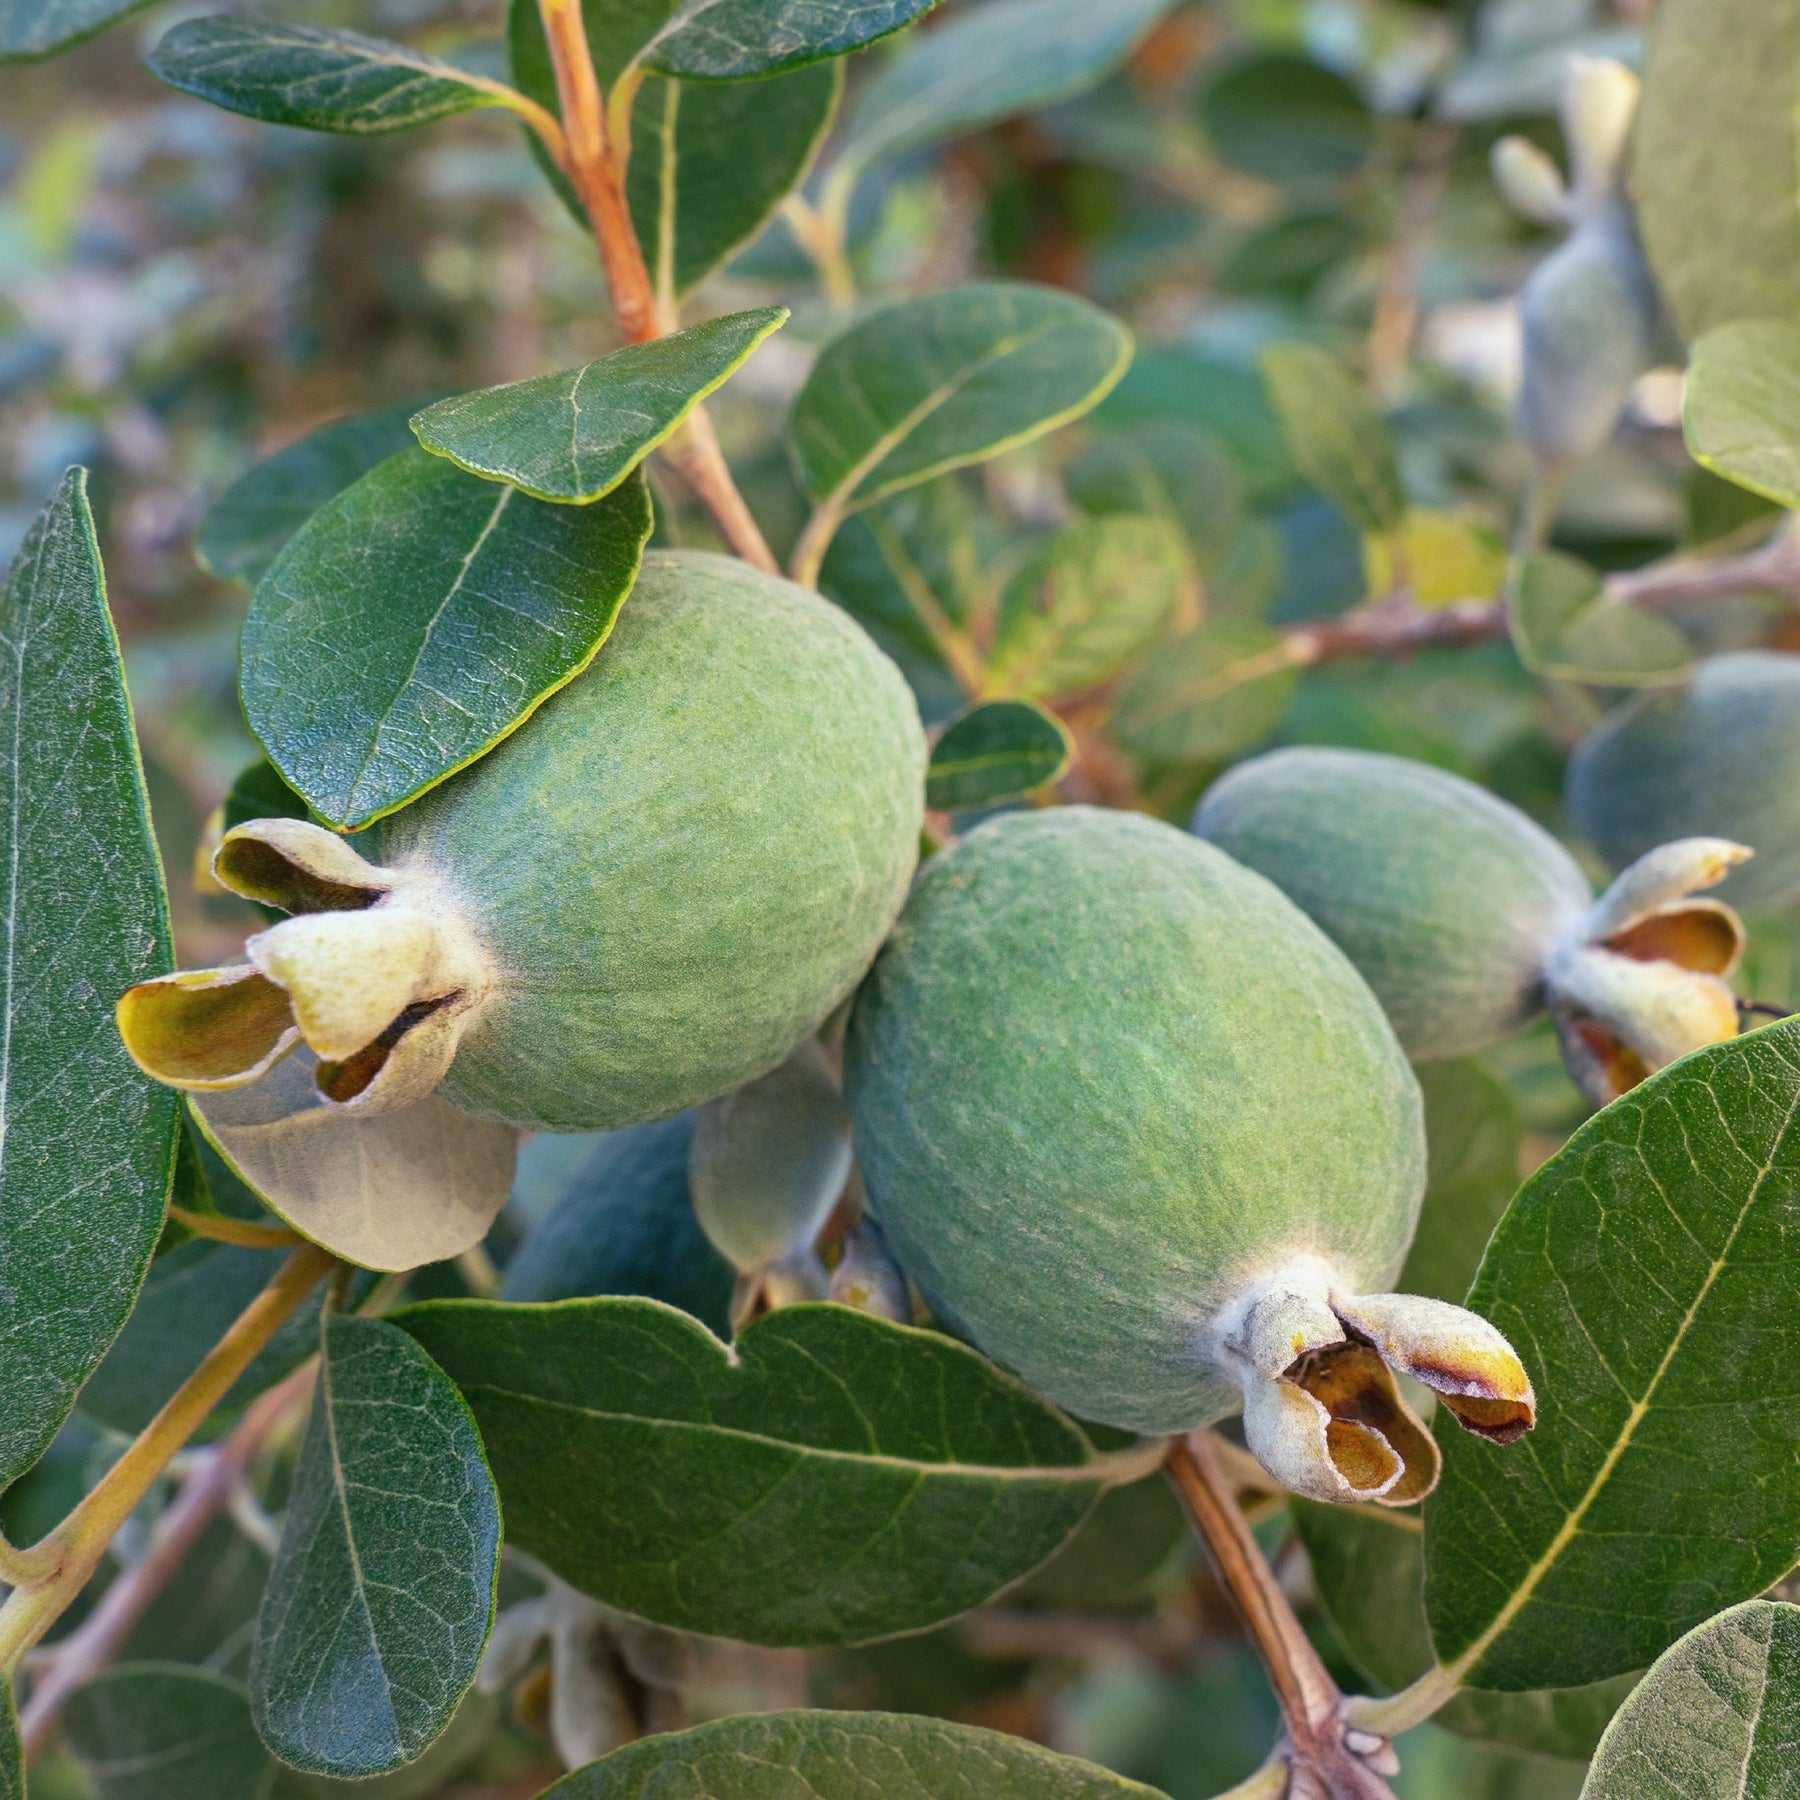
[
  {"xmin": 250, "ymin": 1312, "xmax": 501, "ymax": 1778},
  {"xmin": 1581, "ymin": 1600, "xmax": 1800, "ymax": 1799},
  {"xmin": 240, "ymin": 448, "xmax": 651, "ymax": 829},
  {"xmin": 1067, "ymin": 420, "xmax": 1245, "ymax": 578},
  {"xmin": 64, "ymin": 1665, "xmax": 270, "ymax": 1800},
  {"xmin": 147, "ymin": 15, "xmax": 519, "ymax": 135},
  {"xmin": 412, "ymin": 308, "xmax": 786, "ymax": 504},
  {"xmin": 544, "ymin": 1710, "xmax": 1163, "ymax": 1798},
  {"xmin": 0, "ymin": 0, "xmax": 153, "ymax": 63},
  {"xmin": 1510, "ymin": 551, "xmax": 1692, "ymax": 687},
  {"xmin": 986, "ymin": 514, "xmax": 1185, "ymax": 700},
  {"xmin": 1260, "ymin": 342, "xmax": 1404, "ymax": 536},
  {"xmin": 1635, "ymin": 0, "xmax": 1800, "ymax": 338},
  {"xmin": 1199, "ymin": 53, "xmax": 1375, "ymax": 188},
  {"xmin": 191, "ymin": 1050, "xmax": 516, "ymax": 1272},
  {"xmin": 1684, "ymin": 319, "xmax": 1800, "ymax": 509},
  {"xmin": 790, "ymin": 282, "xmax": 1131, "ymax": 562},
  {"xmin": 642, "ymin": 0, "xmax": 941, "ymax": 79},
  {"xmin": 1426, "ymin": 1019, "xmax": 1800, "ymax": 1692},
  {"xmin": 1108, "ymin": 618, "xmax": 1301, "ymax": 762},
  {"xmin": 397, "ymin": 1296, "xmax": 1152, "ymax": 1647},
  {"xmin": 926, "ymin": 698, "xmax": 1072, "ymax": 810},
  {"xmin": 0, "ymin": 469, "xmax": 179, "ymax": 1490},
  {"xmin": 627, "ymin": 66, "xmax": 839, "ymax": 310},
  {"xmin": 197, "ymin": 398, "xmax": 438, "ymax": 588},
  {"xmin": 837, "ymin": 0, "xmax": 1178, "ymax": 178}
]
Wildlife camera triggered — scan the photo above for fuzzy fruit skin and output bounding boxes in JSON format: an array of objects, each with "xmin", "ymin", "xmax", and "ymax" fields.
[
  {"xmin": 844, "ymin": 807, "xmax": 1424, "ymax": 1436},
  {"xmin": 368, "ymin": 550, "xmax": 925, "ymax": 1131},
  {"xmin": 1566, "ymin": 652, "xmax": 1800, "ymax": 914},
  {"xmin": 1194, "ymin": 748, "xmax": 1592, "ymax": 1065}
]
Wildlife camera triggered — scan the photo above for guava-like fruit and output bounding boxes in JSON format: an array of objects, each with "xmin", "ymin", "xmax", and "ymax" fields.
[
  {"xmin": 845, "ymin": 806, "xmax": 1533, "ymax": 1506},
  {"xmin": 119, "ymin": 551, "xmax": 926, "ymax": 1132},
  {"xmin": 1194, "ymin": 747, "xmax": 1748, "ymax": 1105},
  {"xmin": 1567, "ymin": 651, "xmax": 1800, "ymax": 916}
]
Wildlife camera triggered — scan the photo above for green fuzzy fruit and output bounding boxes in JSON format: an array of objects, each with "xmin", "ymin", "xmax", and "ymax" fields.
[
  {"xmin": 844, "ymin": 806, "xmax": 1425, "ymax": 1437},
  {"xmin": 123, "ymin": 551, "xmax": 926, "ymax": 1137},
  {"xmin": 1567, "ymin": 651, "xmax": 1800, "ymax": 914},
  {"xmin": 1193, "ymin": 748, "xmax": 1592, "ymax": 1064}
]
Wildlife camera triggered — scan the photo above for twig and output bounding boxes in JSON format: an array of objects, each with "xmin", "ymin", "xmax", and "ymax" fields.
[
  {"xmin": 167, "ymin": 1205, "xmax": 302, "ymax": 1250},
  {"xmin": 1366, "ymin": 121, "xmax": 1458, "ymax": 403},
  {"xmin": 17, "ymin": 1360, "xmax": 317, "ymax": 1759},
  {"xmin": 533, "ymin": 0, "xmax": 777, "ymax": 572},
  {"xmin": 1166, "ymin": 1434, "xmax": 1399, "ymax": 1800},
  {"xmin": 0, "ymin": 1243, "xmax": 336, "ymax": 1673}
]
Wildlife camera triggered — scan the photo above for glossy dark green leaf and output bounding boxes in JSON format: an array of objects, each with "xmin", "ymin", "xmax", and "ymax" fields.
[
  {"xmin": 1294, "ymin": 1502, "xmax": 1636, "ymax": 1760},
  {"xmin": 626, "ymin": 67, "xmax": 839, "ymax": 308},
  {"xmin": 1509, "ymin": 550, "xmax": 1691, "ymax": 687},
  {"xmin": 1012, "ymin": 1471, "xmax": 1187, "ymax": 1610},
  {"xmin": 398, "ymin": 1297, "xmax": 1149, "ymax": 1647},
  {"xmin": 1067, "ymin": 420, "xmax": 1245, "ymax": 578},
  {"xmin": 240, "ymin": 449, "xmax": 650, "ymax": 829},
  {"xmin": 1199, "ymin": 54, "xmax": 1374, "ymax": 187},
  {"xmin": 642, "ymin": 0, "xmax": 941, "ymax": 79},
  {"xmin": 1217, "ymin": 210, "xmax": 1366, "ymax": 296},
  {"xmin": 1426, "ymin": 1020, "xmax": 1800, "ymax": 1691},
  {"xmin": 1400, "ymin": 1059, "xmax": 1522, "ymax": 1306},
  {"xmin": 64, "ymin": 1665, "xmax": 271, "ymax": 1800},
  {"xmin": 1260, "ymin": 343, "xmax": 1404, "ymax": 535},
  {"xmin": 790, "ymin": 283, "xmax": 1130, "ymax": 547},
  {"xmin": 221, "ymin": 757, "xmax": 312, "ymax": 837},
  {"xmin": 836, "ymin": 0, "xmax": 1178, "ymax": 177},
  {"xmin": 78, "ymin": 1236, "xmax": 314, "ymax": 1439},
  {"xmin": 0, "ymin": 469, "xmax": 179, "ymax": 1490},
  {"xmin": 196, "ymin": 399, "xmax": 436, "ymax": 588},
  {"xmin": 147, "ymin": 16, "xmax": 519, "ymax": 136},
  {"xmin": 987, "ymin": 515, "xmax": 1185, "ymax": 700},
  {"xmin": 1581, "ymin": 1600, "xmax": 1800, "ymax": 1799},
  {"xmin": 1635, "ymin": 0, "xmax": 1800, "ymax": 338},
  {"xmin": 499, "ymin": 1114, "xmax": 736, "ymax": 1338},
  {"xmin": 412, "ymin": 309, "xmax": 786, "ymax": 504},
  {"xmin": 926, "ymin": 698, "xmax": 1072, "ymax": 810},
  {"xmin": 250, "ymin": 1313, "xmax": 501, "ymax": 1778},
  {"xmin": 1108, "ymin": 619, "xmax": 1300, "ymax": 762},
  {"xmin": 542, "ymin": 1709, "xmax": 1163, "ymax": 1797},
  {"xmin": 1683, "ymin": 319, "xmax": 1800, "ymax": 508},
  {"xmin": 0, "ymin": 0, "xmax": 153, "ymax": 63}
]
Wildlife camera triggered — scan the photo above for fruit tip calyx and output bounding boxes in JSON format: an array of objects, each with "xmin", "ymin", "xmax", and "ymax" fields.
[
  {"xmin": 116, "ymin": 818, "xmax": 492, "ymax": 1116},
  {"xmin": 1217, "ymin": 1260, "xmax": 1534, "ymax": 1508}
]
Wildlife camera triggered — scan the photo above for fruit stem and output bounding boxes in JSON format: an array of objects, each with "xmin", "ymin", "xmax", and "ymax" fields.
[
  {"xmin": 0, "ymin": 1243, "xmax": 337, "ymax": 1675},
  {"xmin": 1165, "ymin": 1433, "xmax": 1400, "ymax": 1800},
  {"xmin": 15, "ymin": 1359, "xmax": 318, "ymax": 1760},
  {"xmin": 533, "ymin": 0, "xmax": 777, "ymax": 573}
]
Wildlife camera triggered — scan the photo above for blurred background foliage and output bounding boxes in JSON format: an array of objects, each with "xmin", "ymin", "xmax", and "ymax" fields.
[{"xmin": 5, "ymin": 1, "xmax": 1796, "ymax": 1793}]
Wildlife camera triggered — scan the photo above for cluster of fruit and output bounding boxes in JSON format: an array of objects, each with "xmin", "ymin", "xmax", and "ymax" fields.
[{"xmin": 115, "ymin": 551, "xmax": 1800, "ymax": 1508}]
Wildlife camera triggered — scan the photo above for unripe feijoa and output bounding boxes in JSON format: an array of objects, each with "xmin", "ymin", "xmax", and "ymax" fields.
[
  {"xmin": 1567, "ymin": 651, "xmax": 1800, "ymax": 914},
  {"xmin": 121, "ymin": 551, "xmax": 926, "ymax": 1132},
  {"xmin": 1193, "ymin": 747, "xmax": 1749, "ymax": 1105},
  {"xmin": 1194, "ymin": 748, "xmax": 1591, "ymax": 1064},
  {"xmin": 845, "ymin": 807, "xmax": 1425, "ymax": 1438}
]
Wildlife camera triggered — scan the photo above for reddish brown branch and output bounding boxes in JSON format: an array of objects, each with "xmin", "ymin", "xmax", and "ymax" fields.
[{"xmin": 1166, "ymin": 1434, "xmax": 1399, "ymax": 1800}]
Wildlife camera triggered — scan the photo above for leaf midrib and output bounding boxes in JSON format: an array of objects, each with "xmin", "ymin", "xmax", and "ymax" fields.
[
  {"xmin": 1443, "ymin": 1075, "xmax": 1800, "ymax": 1685},
  {"xmin": 462, "ymin": 1380, "xmax": 1135, "ymax": 1485}
]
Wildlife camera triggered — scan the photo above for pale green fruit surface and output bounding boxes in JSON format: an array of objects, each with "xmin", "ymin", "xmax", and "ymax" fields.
[
  {"xmin": 1194, "ymin": 748, "xmax": 1591, "ymax": 1064},
  {"xmin": 1567, "ymin": 651, "xmax": 1800, "ymax": 914},
  {"xmin": 371, "ymin": 551, "xmax": 925, "ymax": 1130},
  {"xmin": 844, "ymin": 807, "xmax": 1424, "ymax": 1435}
]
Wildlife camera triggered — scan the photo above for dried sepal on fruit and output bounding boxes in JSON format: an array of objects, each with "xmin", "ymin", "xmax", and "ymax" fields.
[
  {"xmin": 845, "ymin": 807, "xmax": 1536, "ymax": 1506},
  {"xmin": 117, "ymin": 552, "xmax": 927, "ymax": 1136},
  {"xmin": 1194, "ymin": 747, "xmax": 1748, "ymax": 1108}
]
